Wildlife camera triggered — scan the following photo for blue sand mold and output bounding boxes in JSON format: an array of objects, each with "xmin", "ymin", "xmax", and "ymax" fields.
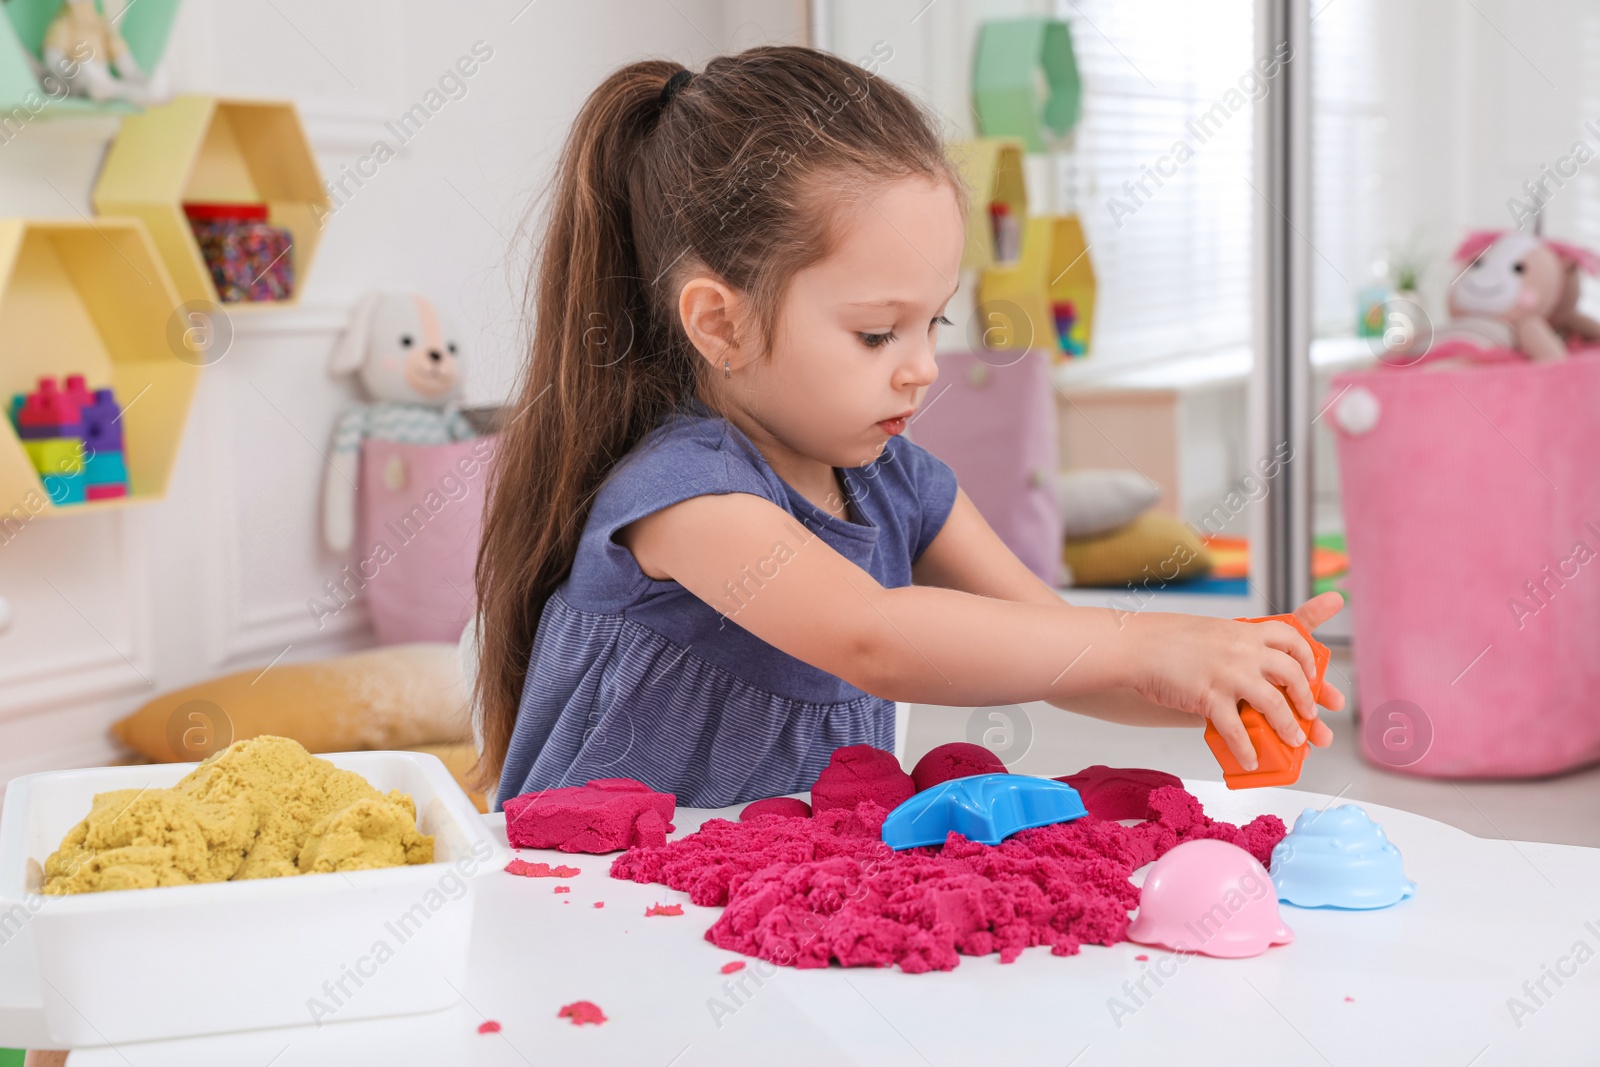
[
  {"xmin": 881, "ymin": 773, "xmax": 1088, "ymax": 850},
  {"xmin": 1270, "ymin": 804, "xmax": 1417, "ymax": 910}
]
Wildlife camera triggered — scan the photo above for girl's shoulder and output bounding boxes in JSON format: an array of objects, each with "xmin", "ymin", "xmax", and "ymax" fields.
[{"xmin": 605, "ymin": 401, "xmax": 778, "ymax": 502}]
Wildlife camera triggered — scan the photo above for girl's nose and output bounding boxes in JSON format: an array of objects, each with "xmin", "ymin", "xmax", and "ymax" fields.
[{"xmin": 898, "ymin": 341, "xmax": 939, "ymax": 390}]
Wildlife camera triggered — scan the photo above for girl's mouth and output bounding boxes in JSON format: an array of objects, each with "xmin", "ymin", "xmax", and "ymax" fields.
[{"xmin": 878, "ymin": 415, "xmax": 910, "ymax": 435}]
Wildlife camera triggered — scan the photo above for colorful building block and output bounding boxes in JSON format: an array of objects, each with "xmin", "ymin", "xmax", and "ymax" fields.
[
  {"xmin": 86, "ymin": 483, "xmax": 128, "ymax": 501},
  {"xmin": 81, "ymin": 388, "xmax": 124, "ymax": 453},
  {"xmin": 14, "ymin": 377, "xmax": 82, "ymax": 438},
  {"xmin": 43, "ymin": 473, "xmax": 86, "ymax": 505},
  {"xmin": 84, "ymin": 450, "xmax": 129, "ymax": 485},
  {"xmin": 1204, "ymin": 614, "xmax": 1331, "ymax": 789},
  {"xmin": 23, "ymin": 437, "xmax": 85, "ymax": 476}
]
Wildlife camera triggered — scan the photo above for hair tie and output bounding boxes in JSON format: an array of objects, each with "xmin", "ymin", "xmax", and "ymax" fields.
[{"xmin": 659, "ymin": 69, "xmax": 693, "ymax": 109}]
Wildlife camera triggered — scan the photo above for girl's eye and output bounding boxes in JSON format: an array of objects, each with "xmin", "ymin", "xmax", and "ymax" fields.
[
  {"xmin": 858, "ymin": 331, "xmax": 896, "ymax": 349},
  {"xmin": 932, "ymin": 315, "xmax": 953, "ymax": 328}
]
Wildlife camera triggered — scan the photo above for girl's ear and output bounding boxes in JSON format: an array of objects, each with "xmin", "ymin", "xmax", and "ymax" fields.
[
  {"xmin": 678, "ymin": 275, "xmax": 745, "ymax": 369},
  {"xmin": 330, "ymin": 292, "xmax": 382, "ymax": 376}
]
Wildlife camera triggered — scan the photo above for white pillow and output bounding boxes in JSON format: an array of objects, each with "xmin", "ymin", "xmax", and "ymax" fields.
[{"xmin": 1057, "ymin": 469, "xmax": 1162, "ymax": 537}]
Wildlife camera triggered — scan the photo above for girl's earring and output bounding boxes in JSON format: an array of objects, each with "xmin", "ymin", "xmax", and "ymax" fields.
[{"xmin": 723, "ymin": 359, "xmax": 731, "ymax": 379}]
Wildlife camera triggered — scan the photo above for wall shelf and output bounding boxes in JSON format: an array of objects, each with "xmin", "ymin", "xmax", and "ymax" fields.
[
  {"xmin": 92, "ymin": 95, "xmax": 329, "ymax": 307},
  {"xmin": 975, "ymin": 214, "xmax": 1097, "ymax": 358},
  {"xmin": 973, "ymin": 17, "xmax": 1082, "ymax": 151},
  {"xmin": 0, "ymin": 0, "xmax": 181, "ymax": 118},
  {"xmin": 947, "ymin": 137, "xmax": 1027, "ymax": 272},
  {"xmin": 0, "ymin": 218, "xmax": 197, "ymax": 514}
]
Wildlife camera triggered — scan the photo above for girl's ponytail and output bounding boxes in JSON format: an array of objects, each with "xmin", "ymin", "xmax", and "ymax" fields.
[{"xmin": 472, "ymin": 47, "xmax": 957, "ymax": 793}]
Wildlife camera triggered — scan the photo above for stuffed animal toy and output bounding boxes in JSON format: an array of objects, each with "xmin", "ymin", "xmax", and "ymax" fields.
[
  {"xmin": 323, "ymin": 292, "xmax": 477, "ymax": 553},
  {"xmin": 1421, "ymin": 231, "xmax": 1600, "ymax": 366},
  {"xmin": 41, "ymin": 0, "xmax": 161, "ymax": 105}
]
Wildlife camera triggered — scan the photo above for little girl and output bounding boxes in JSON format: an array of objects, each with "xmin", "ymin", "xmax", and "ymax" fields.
[{"xmin": 473, "ymin": 45, "xmax": 1343, "ymax": 811}]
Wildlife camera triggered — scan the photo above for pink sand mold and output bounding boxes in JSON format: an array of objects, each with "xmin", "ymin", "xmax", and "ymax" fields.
[
  {"xmin": 1126, "ymin": 839, "xmax": 1294, "ymax": 959},
  {"xmin": 611, "ymin": 784, "xmax": 1287, "ymax": 973},
  {"xmin": 809, "ymin": 744, "xmax": 915, "ymax": 814},
  {"xmin": 740, "ymin": 797, "xmax": 812, "ymax": 821},
  {"xmin": 910, "ymin": 742, "xmax": 1008, "ymax": 793},
  {"xmin": 504, "ymin": 776, "xmax": 676, "ymax": 853},
  {"xmin": 1057, "ymin": 765, "xmax": 1184, "ymax": 821}
]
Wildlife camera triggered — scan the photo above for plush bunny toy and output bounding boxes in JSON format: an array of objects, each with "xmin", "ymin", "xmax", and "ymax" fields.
[{"xmin": 323, "ymin": 293, "xmax": 477, "ymax": 552}]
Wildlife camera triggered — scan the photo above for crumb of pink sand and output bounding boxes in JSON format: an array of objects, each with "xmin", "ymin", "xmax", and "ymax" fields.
[
  {"xmin": 721, "ymin": 961, "xmax": 746, "ymax": 974},
  {"xmin": 554, "ymin": 886, "xmax": 571, "ymax": 894},
  {"xmin": 610, "ymin": 783, "xmax": 1286, "ymax": 974},
  {"xmin": 505, "ymin": 859, "xmax": 580, "ymax": 878},
  {"xmin": 645, "ymin": 903, "xmax": 684, "ymax": 917},
  {"xmin": 558, "ymin": 1000, "xmax": 607, "ymax": 1026},
  {"xmin": 1345, "ymin": 996, "xmax": 1355, "ymax": 1002},
  {"xmin": 594, "ymin": 902, "xmax": 605, "ymax": 908},
  {"xmin": 1135, "ymin": 954, "xmax": 1149, "ymax": 961},
  {"xmin": 477, "ymin": 1020, "xmax": 501, "ymax": 1034}
]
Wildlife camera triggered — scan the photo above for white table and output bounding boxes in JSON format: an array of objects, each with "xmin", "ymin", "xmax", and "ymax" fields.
[{"xmin": 57, "ymin": 781, "xmax": 1600, "ymax": 1065}]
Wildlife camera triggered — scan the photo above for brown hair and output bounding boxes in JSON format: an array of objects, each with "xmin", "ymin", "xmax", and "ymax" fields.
[{"xmin": 470, "ymin": 45, "xmax": 960, "ymax": 795}]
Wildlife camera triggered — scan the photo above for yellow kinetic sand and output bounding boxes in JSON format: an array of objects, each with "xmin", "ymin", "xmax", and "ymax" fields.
[{"xmin": 42, "ymin": 735, "xmax": 434, "ymax": 894}]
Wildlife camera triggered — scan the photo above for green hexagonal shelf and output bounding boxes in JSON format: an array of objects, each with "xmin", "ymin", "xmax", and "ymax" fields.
[
  {"xmin": 973, "ymin": 17, "xmax": 1082, "ymax": 152},
  {"xmin": 0, "ymin": 218, "xmax": 198, "ymax": 514},
  {"xmin": 92, "ymin": 95, "xmax": 329, "ymax": 307}
]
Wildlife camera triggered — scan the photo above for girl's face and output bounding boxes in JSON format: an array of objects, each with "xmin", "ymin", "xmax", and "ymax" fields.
[{"xmin": 736, "ymin": 175, "xmax": 965, "ymax": 469}]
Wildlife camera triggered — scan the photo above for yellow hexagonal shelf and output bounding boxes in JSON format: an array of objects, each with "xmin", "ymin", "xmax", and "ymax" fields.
[
  {"xmin": 947, "ymin": 137, "xmax": 1028, "ymax": 271},
  {"xmin": 92, "ymin": 95, "xmax": 329, "ymax": 307},
  {"xmin": 0, "ymin": 218, "xmax": 198, "ymax": 514},
  {"xmin": 976, "ymin": 214, "xmax": 1097, "ymax": 360}
]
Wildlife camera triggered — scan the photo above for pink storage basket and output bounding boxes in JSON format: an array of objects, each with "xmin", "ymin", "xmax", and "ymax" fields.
[
  {"xmin": 910, "ymin": 350, "xmax": 1061, "ymax": 584},
  {"xmin": 1331, "ymin": 355, "xmax": 1600, "ymax": 777},
  {"xmin": 359, "ymin": 437, "xmax": 495, "ymax": 645}
]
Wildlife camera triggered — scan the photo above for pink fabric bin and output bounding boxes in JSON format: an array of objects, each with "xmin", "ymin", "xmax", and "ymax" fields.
[
  {"xmin": 910, "ymin": 350, "xmax": 1061, "ymax": 585},
  {"xmin": 359, "ymin": 437, "xmax": 495, "ymax": 645},
  {"xmin": 1330, "ymin": 356, "xmax": 1600, "ymax": 777}
]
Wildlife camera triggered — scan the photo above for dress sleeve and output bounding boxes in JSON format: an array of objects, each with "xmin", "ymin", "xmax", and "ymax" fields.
[
  {"xmin": 894, "ymin": 436, "xmax": 960, "ymax": 561},
  {"xmin": 567, "ymin": 418, "xmax": 781, "ymax": 608}
]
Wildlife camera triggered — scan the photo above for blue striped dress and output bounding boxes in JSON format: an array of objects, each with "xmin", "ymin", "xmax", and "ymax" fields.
[{"xmin": 493, "ymin": 397, "xmax": 958, "ymax": 811}]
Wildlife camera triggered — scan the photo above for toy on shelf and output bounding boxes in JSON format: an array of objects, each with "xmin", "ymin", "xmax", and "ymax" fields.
[
  {"xmin": 8, "ymin": 375, "xmax": 129, "ymax": 506},
  {"xmin": 1203, "ymin": 613, "xmax": 1330, "ymax": 789},
  {"xmin": 1269, "ymin": 805, "xmax": 1416, "ymax": 910},
  {"xmin": 988, "ymin": 200, "xmax": 1021, "ymax": 264},
  {"xmin": 879, "ymin": 773, "xmax": 1087, "ymax": 849},
  {"xmin": 41, "ymin": 0, "xmax": 167, "ymax": 105},
  {"xmin": 1126, "ymin": 839, "xmax": 1294, "ymax": 959},
  {"xmin": 183, "ymin": 202, "xmax": 294, "ymax": 303}
]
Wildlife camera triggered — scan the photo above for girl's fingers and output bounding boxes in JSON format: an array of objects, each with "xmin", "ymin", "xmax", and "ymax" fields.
[
  {"xmin": 1209, "ymin": 699, "xmax": 1258, "ymax": 771},
  {"xmin": 1307, "ymin": 716, "xmax": 1335, "ymax": 747},
  {"xmin": 1292, "ymin": 591, "xmax": 1345, "ymax": 633},
  {"xmin": 1318, "ymin": 678, "xmax": 1347, "ymax": 712},
  {"xmin": 1263, "ymin": 650, "xmax": 1318, "ymax": 722},
  {"xmin": 1259, "ymin": 620, "xmax": 1317, "ymax": 685},
  {"xmin": 1244, "ymin": 678, "xmax": 1306, "ymax": 748}
]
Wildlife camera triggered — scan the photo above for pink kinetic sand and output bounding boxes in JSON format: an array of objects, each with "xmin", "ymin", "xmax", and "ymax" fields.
[
  {"xmin": 504, "ymin": 859, "xmax": 581, "ymax": 878},
  {"xmin": 1057, "ymin": 765, "xmax": 1185, "ymax": 821},
  {"xmin": 554, "ymin": 885, "xmax": 571, "ymax": 894},
  {"xmin": 721, "ymin": 961, "xmax": 746, "ymax": 974},
  {"xmin": 477, "ymin": 1020, "xmax": 501, "ymax": 1034},
  {"xmin": 611, "ymin": 785, "xmax": 1285, "ymax": 974},
  {"xmin": 504, "ymin": 777, "xmax": 676, "ymax": 853},
  {"xmin": 809, "ymin": 745, "xmax": 915, "ymax": 815},
  {"xmin": 740, "ymin": 797, "xmax": 813, "ymax": 821},
  {"xmin": 910, "ymin": 742, "xmax": 1008, "ymax": 793},
  {"xmin": 645, "ymin": 902, "xmax": 685, "ymax": 916},
  {"xmin": 558, "ymin": 1000, "xmax": 607, "ymax": 1026}
]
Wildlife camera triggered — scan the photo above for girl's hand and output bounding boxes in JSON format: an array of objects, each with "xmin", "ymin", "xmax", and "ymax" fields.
[{"xmin": 1123, "ymin": 594, "xmax": 1343, "ymax": 771}]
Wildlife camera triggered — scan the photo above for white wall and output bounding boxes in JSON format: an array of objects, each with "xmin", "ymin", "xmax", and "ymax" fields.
[{"xmin": 0, "ymin": 0, "xmax": 806, "ymax": 787}]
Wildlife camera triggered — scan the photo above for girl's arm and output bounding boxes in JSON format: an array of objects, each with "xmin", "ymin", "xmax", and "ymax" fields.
[
  {"xmin": 912, "ymin": 489, "xmax": 1342, "ymax": 739},
  {"xmin": 619, "ymin": 490, "xmax": 1330, "ymax": 768}
]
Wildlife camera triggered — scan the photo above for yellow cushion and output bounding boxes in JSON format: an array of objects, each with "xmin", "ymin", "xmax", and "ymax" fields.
[
  {"xmin": 1063, "ymin": 511, "xmax": 1212, "ymax": 587},
  {"xmin": 112, "ymin": 643, "xmax": 472, "ymax": 765}
]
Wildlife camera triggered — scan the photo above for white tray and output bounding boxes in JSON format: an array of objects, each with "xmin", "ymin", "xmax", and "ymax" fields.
[{"xmin": 0, "ymin": 749, "xmax": 508, "ymax": 1049}]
